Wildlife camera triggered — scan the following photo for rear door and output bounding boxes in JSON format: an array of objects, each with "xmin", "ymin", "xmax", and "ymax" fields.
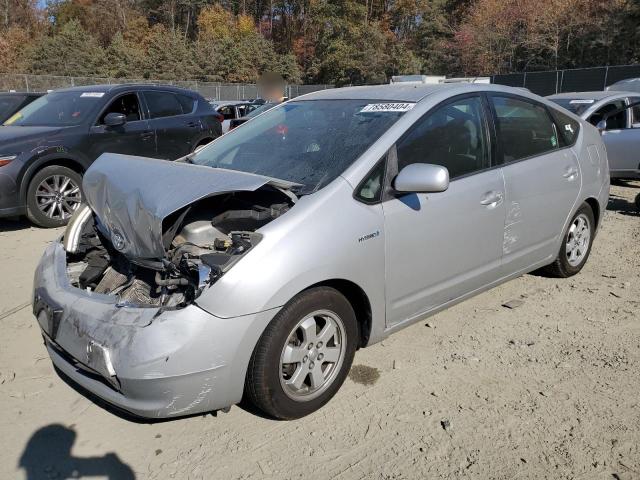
[
  {"xmin": 142, "ymin": 90, "xmax": 199, "ymax": 159},
  {"xmin": 87, "ymin": 91, "xmax": 156, "ymax": 159},
  {"xmin": 490, "ymin": 94, "xmax": 581, "ymax": 273}
]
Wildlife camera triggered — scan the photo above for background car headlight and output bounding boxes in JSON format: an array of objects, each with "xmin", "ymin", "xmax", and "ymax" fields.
[{"xmin": 0, "ymin": 153, "xmax": 18, "ymax": 167}]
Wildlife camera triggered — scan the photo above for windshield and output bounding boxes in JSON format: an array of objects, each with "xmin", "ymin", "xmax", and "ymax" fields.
[
  {"xmin": 192, "ymin": 99, "xmax": 411, "ymax": 194},
  {"xmin": 549, "ymin": 98, "xmax": 595, "ymax": 116},
  {"xmin": 3, "ymin": 91, "xmax": 104, "ymax": 126}
]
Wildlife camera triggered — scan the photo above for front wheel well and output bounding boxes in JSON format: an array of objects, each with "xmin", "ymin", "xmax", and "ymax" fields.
[
  {"xmin": 303, "ymin": 279, "xmax": 372, "ymax": 349},
  {"xmin": 22, "ymin": 158, "xmax": 85, "ymax": 201}
]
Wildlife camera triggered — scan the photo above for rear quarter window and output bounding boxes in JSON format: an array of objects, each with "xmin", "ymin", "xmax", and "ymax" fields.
[{"xmin": 548, "ymin": 107, "xmax": 580, "ymax": 146}]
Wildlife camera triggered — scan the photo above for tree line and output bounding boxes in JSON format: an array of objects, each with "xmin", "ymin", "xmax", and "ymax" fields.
[{"xmin": 1, "ymin": 0, "xmax": 639, "ymax": 86}]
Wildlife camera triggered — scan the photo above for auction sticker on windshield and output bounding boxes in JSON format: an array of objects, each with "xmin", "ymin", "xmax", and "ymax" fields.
[
  {"xmin": 80, "ymin": 92, "xmax": 105, "ymax": 98},
  {"xmin": 360, "ymin": 103, "xmax": 415, "ymax": 113}
]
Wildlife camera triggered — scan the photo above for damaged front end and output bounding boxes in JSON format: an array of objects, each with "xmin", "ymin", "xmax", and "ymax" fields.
[
  {"xmin": 33, "ymin": 153, "xmax": 297, "ymax": 417},
  {"xmin": 63, "ymin": 153, "xmax": 297, "ymax": 310}
]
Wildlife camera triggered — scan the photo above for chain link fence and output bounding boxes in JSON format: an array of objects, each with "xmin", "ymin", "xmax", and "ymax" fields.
[
  {"xmin": 492, "ymin": 64, "xmax": 640, "ymax": 96},
  {"xmin": 0, "ymin": 74, "xmax": 333, "ymax": 100}
]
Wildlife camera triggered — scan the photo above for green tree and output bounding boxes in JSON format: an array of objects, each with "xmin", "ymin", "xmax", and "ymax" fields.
[
  {"xmin": 27, "ymin": 19, "xmax": 106, "ymax": 76},
  {"xmin": 142, "ymin": 24, "xmax": 200, "ymax": 79}
]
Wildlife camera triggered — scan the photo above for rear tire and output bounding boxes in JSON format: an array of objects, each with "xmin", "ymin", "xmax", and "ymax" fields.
[
  {"xmin": 245, "ymin": 287, "xmax": 358, "ymax": 420},
  {"xmin": 26, "ymin": 165, "xmax": 83, "ymax": 228},
  {"xmin": 543, "ymin": 203, "xmax": 594, "ymax": 278}
]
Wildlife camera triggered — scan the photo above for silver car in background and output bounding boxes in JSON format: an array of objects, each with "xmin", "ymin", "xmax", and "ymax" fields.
[
  {"xmin": 548, "ymin": 91, "xmax": 640, "ymax": 179},
  {"xmin": 33, "ymin": 84, "xmax": 609, "ymax": 420}
]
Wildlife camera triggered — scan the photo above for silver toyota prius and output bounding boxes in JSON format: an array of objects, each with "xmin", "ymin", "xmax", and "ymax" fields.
[{"xmin": 33, "ymin": 84, "xmax": 609, "ymax": 420}]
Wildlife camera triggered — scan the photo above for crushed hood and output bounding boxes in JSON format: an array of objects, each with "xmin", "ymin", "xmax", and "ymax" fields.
[{"xmin": 83, "ymin": 153, "xmax": 297, "ymax": 260}]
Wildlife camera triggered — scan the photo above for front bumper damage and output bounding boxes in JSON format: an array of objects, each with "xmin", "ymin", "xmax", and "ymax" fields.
[{"xmin": 33, "ymin": 240, "xmax": 279, "ymax": 419}]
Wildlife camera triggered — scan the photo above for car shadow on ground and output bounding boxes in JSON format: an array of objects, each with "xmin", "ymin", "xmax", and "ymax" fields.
[
  {"xmin": 18, "ymin": 424, "xmax": 135, "ymax": 480},
  {"xmin": 0, "ymin": 217, "xmax": 35, "ymax": 232},
  {"xmin": 607, "ymin": 193, "xmax": 640, "ymax": 217}
]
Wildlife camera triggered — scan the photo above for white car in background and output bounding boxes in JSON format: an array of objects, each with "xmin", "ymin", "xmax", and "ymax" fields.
[{"xmin": 210, "ymin": 100, "xmax": 261, "ymax": 133}]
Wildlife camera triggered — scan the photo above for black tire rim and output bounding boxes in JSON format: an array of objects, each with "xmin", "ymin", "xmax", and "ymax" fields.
[{"xmin": 35, "ymin": 174, "xmax": 81, "ymax": 221}]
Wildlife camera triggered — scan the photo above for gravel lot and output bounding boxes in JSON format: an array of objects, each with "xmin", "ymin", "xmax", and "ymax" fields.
[{"xmin": 1, "ymin": 182, "xmax": 638, "ymax": 480}]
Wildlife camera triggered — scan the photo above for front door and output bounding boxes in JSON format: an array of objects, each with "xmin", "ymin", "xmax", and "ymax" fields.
[
  {"xmin": 87, "ymin": 92, "xmax": 156, "ymax": 159},
  {"xmin": 383, "ymin": 94, "xmax": 506, "ymax": 327}
]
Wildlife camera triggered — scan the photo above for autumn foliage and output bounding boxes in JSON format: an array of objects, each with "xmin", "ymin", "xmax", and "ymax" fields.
[{"xmin": 1, "ymin": 0, "xmax": 638, "ymax": 84}]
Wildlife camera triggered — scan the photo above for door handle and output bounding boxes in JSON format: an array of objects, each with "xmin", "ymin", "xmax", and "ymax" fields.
[
  {"xmin": 186, "ymin": 121, "xmax": 199, "ymax": 128},
  {"xmin": 562, "ymin": 167, "xmax": 578, "ymax": 180},
  {"xmin": 141, "ymin": 130, "xmax": 154, "ymax": 140},
  {"xmin": 480, "ymin": 191, "xmax": 504, "ymax": 207}
]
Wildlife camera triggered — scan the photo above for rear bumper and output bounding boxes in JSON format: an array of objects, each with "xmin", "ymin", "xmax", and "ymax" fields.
[{"xmin": 33, "ymin": 240, "xmax": 279, "ymax": 419}]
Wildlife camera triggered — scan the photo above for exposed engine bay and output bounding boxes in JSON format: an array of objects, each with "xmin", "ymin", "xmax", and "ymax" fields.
[{"xmin": 63, "ymin": 188, "xmax": 293, "ymax": 309}]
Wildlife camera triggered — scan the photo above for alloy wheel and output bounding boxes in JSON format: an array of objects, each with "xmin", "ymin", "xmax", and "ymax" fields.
[
  {"xmin": 35, "ymin": 174, "xmax": 82, "ymax": 221},
  {"xmin": 565, "ymin": 213, "xmax": 591, "ymax": 267},
  {"xmin": 279, "ymin": 309, "xmax": 347, "ymax": 401}
]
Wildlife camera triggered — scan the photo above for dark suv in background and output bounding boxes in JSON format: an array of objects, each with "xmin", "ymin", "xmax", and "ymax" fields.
[{"xmin": 0, "ymin": 84, "xmax": 222, "ymax": 227}]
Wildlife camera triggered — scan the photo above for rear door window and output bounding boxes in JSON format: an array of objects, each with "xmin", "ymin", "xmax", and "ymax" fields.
[
  {"xmin": 144, "ymin": 91, "xmax": 184, "ymax": 119},
  {"xmin": 491, "ymin": 96, "xmax": 559, "ymax": 162},
  {"xmin": 218, "ymin": 105, "xmax": 236, "ymax": 120},
  {"xmin": 176, "ymin": 94, "xmax": 196, "ymax": 114}
]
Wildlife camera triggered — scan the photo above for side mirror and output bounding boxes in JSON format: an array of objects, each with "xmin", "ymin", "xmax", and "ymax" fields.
[
  {"xmin": 596, "ymin": 119, "xmax": 607, "ymax": 132},
  {"xmin": 104, "ymin": 112, "xmax": 126, "ymax": 127},
  {"xmin": 393, "ymin": 163, "xmax": 449, "ymax": 193}
]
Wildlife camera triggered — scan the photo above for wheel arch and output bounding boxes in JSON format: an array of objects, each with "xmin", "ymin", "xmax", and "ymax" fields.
[
  {"xmin": 301, "ymin": 279, "xmax": 372, "ymax": 349},
  {"xmin": 20, "ymin": 157, "xmax": 86, "ymax": 203},
  {"xmin": 584, "ymin": 197, "xmax": 600, "ymax": 229}
]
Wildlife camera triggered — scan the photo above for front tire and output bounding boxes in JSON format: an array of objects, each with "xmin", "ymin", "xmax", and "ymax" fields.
[
  {"xmin": 26, "ymin": 165, "xmax": 83, "ymax": 228},
  {"xmin": 543, "ymin": 203, "xmax": 595, "ymax": 277},
  {"xmin": 245, "ymin": 287, "xmax": 358, "ymax": 420}
]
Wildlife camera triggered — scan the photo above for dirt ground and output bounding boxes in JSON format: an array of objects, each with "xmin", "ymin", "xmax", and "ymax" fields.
[{"xmin": 0, "ymin": 182, "xmax": 638, "ymax": 480}]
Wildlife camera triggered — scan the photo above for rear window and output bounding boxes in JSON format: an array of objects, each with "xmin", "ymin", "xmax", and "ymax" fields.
[
  {"xmin": 548, "ymin": 98, "xmax": 595, "ymax": 116},
  {"xmin": 548, "ymin": 107, "xmax": 580, "ymax": 146}
]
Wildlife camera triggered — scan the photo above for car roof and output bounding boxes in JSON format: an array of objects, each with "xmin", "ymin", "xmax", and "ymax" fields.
[
  {"xmin": 0, "ymin": 91, "xmax": 43, "ymax": 97},
  {"xmin": 547, "ymin": 91, "xmax": 628, "ymax": 101},
  {"xmin": 52, "ymin": 84, "xmax": 199, "ymax": 95},
  {"xmin": 294, "ymin": 83, "xmax": 539, "ymax": 103}
]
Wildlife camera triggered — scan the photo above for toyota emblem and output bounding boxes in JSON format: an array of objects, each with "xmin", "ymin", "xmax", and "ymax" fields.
[{"xmin": 111, "ymin": 231, "xmax": 126, "ymax": 251}]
